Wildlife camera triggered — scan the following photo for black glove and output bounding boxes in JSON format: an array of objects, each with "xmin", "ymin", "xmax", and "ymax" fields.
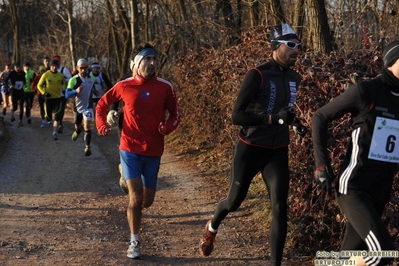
[
  {"xmin": 270, "ymin": 107, "xmax": 295, "ymax": 125},
  {"xmin": 314, "ymin": 166, "xmax": 334, "ymax": 193},
  {"xmin": 292, "ymin": 118, "xmax": 307, "ymax": 136},
  {"xmin": 44, "ymin": 92, "xmax": 51, "ymax": 98}
]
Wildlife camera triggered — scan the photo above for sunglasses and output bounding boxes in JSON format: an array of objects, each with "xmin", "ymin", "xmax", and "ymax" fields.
[{"xmin": 277, "ymin": 40, "xmax": 301, "ymax": 50}]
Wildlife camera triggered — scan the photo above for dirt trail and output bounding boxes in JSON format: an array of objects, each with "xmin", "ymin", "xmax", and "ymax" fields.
[{"xmin": 0, "ymin": 106, "xmax": 295, "ymax": 266}]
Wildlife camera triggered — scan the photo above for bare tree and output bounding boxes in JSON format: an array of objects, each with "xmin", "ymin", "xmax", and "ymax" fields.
[
  {"xmin": 192, "ymin": 0, "xmax": 204, "ymax": 15},
  {"xmin": 248, "ymin": 0, "xmax": 260, "ymax": 27},
  {"xmin": 269, "ymin": 0, "xmax": 286, "ymax": 24},
  {"xmin": 214, "ymin": 0, "xmax": 239, "ymax": 45},
  {"xmin": 106, "ymin": 0, "xmax": 132, "ymax": 78},
  {"xmin": 293, "ymin": 0, "xmax": 305, "ymax": 40},
  {"xmin": 129, "ymin": 0, "xmax": 140, "ymax": 49},
  {"xmin": 55, "ymin": 0, "xmax": 75, "ymax": 68},
  {"xmin": 236, "ymin": 0, "xmax": 242, "ymax": 36},
  {"xmin": 6, "ymin": 0, "xmax": 20, "ymax": 64},
  {"xmin": 177, "ymin": 0, "xmax": 188, "ymax": 22},
  {"xmin": 2, "ymin": 0, "xmax": 399, "ymax": 79},
  {"xmin": 306, "ymin": 0, "xmax": 334, "ymax": 53}
]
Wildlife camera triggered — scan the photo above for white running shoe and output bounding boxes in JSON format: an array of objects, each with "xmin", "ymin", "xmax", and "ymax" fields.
[
  {"xmin": 127, "ymin": 240, "xmax": 142, "ymax": 259},
  {"xmin": 52, "ymin": 132, "xmax": 58, "ymax": 140}
]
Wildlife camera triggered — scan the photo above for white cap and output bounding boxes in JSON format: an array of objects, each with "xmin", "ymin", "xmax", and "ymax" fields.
[{"xmin": 77, "ymin": 58, "xmax": 88, "ymax": 66}]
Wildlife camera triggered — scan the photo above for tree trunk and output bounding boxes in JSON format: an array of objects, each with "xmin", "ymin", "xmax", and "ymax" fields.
[
  {"xmin": 215, "ymin": 0, "xmax": 238, "ymax": 45},
  {"xmin": 8, "ymin": 0, "xmax": 20, "ymax": 64},
  {"xmin": 236, "ymin": 0, "xmax": 242, "ymax": 37},
  {"xmin": 145, "ymin": 0, "xmax": 149, "ymax": 42},
  {"xmin": 306, "ymin": 0, "xmax": 334, "ymax": 53},
  {"xmin": 129, "ymin": 0, "xmax": 140, "ymax": 49},
  {"xmin": 178, "ymin": 0, "xmax": 188, "ymax": 22},
  {"xmin": 269, "ymin": 0, "xmax": 286, "ymax": 24},
  {"xmin": 215, "ymin": 0, "xmax": 235, "ymax": 29},
  {"xmin": 176, "ymin": 0, "xmax": 198, "ymax": 50},
  {"xmin": 293, "ymin": 0, "xmax": 305, "ymax": 40},
  {"xmin": 66, "ymin": 0, "xmax": 75, "ymax": 68},
  {"xmin": 192, "ymin": 0, "xmax": 204, "ymax": 15},
  {"xmin": 116, "ymin": 0, "xmax": 132, "ymax": 77},
  {"xmin": 249, "ymin": 1, "xmax": 260, "ymax": 27},
  {"xmin": 106, "ymin": 0, "xmax": 122, "ymax": 76}
]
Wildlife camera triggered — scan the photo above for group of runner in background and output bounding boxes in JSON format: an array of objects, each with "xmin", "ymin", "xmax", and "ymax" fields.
[{"xmin": 0, "ymin": 55, "xmax": 113, "ymax": 156}]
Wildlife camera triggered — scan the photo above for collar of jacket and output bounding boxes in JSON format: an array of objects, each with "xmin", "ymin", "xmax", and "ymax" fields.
[
  {"xmin": 270, "ymin": 58, "xmax": 289, "ymax": 71},
  {"xmin": 134, "ymin": 73, "xmax": 157, "ymax": 84}
]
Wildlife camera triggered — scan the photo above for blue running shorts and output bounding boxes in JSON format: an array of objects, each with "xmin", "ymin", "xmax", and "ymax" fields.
[{"xmin": 119, "ymin": 150, "xmax": 161, "ymax": 189}]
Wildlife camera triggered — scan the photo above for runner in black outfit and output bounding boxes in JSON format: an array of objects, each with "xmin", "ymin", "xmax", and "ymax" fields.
[
  {"xmin": 6, "ymin": 63, "xmax": 26, "ymax": 126},
  {"xmin": 312, "ymin": 40, "xmax": 399, "ymax": 266},
  {"xmin": 199, "ymin": 24, "xmax": 303, "ymax": 266}
]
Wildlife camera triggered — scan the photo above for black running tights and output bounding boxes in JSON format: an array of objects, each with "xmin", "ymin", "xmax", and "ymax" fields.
[
  {"xmin": 337, "ymin": 192, "xmax": 395, "ymax": 266},
  {"xmin": 211, "ymin": 139, "xmax": 289, "ymax": 266}
]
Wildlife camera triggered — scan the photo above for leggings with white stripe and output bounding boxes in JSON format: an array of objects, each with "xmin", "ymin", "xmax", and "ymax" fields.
[
  {"xmin": 337, "ymin": 192, "xmax": 395, "ymax": 266},
  {"xmin": 211, "ymin": 140, "xmax": 289, "ymax": 266}
]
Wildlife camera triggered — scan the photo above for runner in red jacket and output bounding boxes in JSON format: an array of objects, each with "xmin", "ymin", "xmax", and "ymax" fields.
[
  {"xmin": 96, "ymin": 42, "xmax": 180, "ymax": 260},
  {"xmin": 97, "ymin": 72, "xmax": 179, "ymax": 156}
]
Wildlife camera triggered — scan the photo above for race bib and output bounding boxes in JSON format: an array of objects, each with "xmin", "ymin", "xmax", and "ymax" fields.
[
  {"xmin": 368, "ymin": 117, "xmax": 399, "ymax": 163},
  {"xmin": 14, "ymin": 81, "xmax": 23, "ymax": 90},
  {"xmin": 82, "ymin": 108, "xmax": 94, "ymax": 121}
]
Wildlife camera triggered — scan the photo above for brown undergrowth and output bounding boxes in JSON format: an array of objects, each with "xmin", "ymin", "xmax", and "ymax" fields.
[{"xmin": 164, "ymin": 26, "xmax": 399, "ymax": 261}]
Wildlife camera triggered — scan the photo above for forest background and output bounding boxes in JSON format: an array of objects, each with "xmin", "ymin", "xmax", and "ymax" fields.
[{"xmin": 1, "ymin": 0, "xmax": 399, "ymax": 260}]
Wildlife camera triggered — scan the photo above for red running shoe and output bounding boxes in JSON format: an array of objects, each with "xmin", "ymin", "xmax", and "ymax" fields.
[{"xmin": 199, "ymin": 219, "xmax": 217, "ymax": 256}]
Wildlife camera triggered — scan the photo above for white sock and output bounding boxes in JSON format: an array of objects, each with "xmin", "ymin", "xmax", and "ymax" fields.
[
  {"xmin": 208, "ymin": 223, "xmax": 217, "ymax": 233},
  {"xmin": 130, "ymin": 234, "xmax": 139, "ymax": 243}
]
